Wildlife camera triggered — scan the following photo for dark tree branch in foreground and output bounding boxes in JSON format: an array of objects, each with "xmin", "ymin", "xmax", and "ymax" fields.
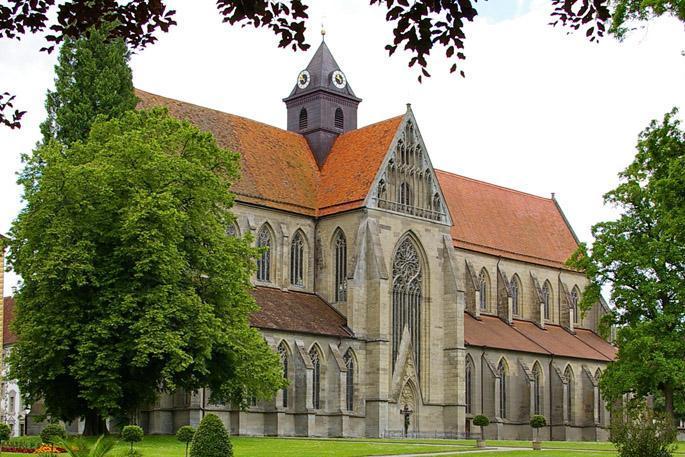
[{"xmin": 1, "ymin": 0, "xmax": 683, "ymax": 129}]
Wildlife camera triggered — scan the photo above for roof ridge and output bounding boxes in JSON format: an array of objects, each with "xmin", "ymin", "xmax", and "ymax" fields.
[
  {"xmin": 135, "ymin": 88, "xmax": 305, "ymax": 139},
  {"xmin": 435, "ymin": 169, "xmax": 553, "ymax": 202}
]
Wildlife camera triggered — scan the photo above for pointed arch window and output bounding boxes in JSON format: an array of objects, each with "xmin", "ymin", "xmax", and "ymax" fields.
[
  {"xmin": 256, "ymin": 225, "xmax": 273, "ymax": 282},
  {"xmin": 565, "ymin": 366, "xmax": 574, "ymax": 423},
  {"xmin": 533, "ymin": 363, "xmax": 542, "ymax": 415},
  {"xmin": 465, "ymin": 356, "xmax": 474, "ymax": 414},
  {"xmin": 309, "ymin": 347, "xmax": 321, "ymax": 409},
  {"xmin": 542, "ymin": 282, "xmax": 551, "ymax": 320},
  {"xmin": 278, "ymin": 342, "xmax": 289, "ymax": 408},
  {"xmin": 498, "ymin": 360, "xmax": 507, "ymax": 419},
  {"xmin": 511, "ymin": 276, "xmax": 520, "ymax": 316},
  {"xmin": 334, "ymin": 107, "xmax": 344, "ymax": 129},
  {"xmin": 299, "ymin": 108, "xmax": 308, "ymax": 130},
  {"xmin": 290, "ymin": 231, "xmax": 305, "ymax": 287},
  {"xmin": 479, "ymin": 269, "xmax": 489, "ymax": 311},
  {"xmin": 334, "ymin": 229, "xmax": 347, "ymax": 302},
  {"xmin": 344, "ymin": 349, "xmax": 355, "ymax": 411},
  {"xmin": 571, "ymin": 287, "xmax": 580, "ymax": 324},
  {"xmin": 392, "ymin": 237, "xmax": 423, "ymax": 375},
  {"xmin": 227, "ymin": 222, "xmax": 239, "ymax": 237}
]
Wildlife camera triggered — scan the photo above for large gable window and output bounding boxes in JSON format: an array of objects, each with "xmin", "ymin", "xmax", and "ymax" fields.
[
  {"xmin": 256, "ymin": 225, "xmax": 273, "ymax": 282},
  {"xmin": 334, "ymin": 229, "xmax": 347, "ymax": 302},
  {"xmin": 372, "ymin": 120, "xmax": 447, "ymax": 222},
  {"xmin": 392, "ymin": 236, "xmax": 423, "ymax": 375},
  {"xmin": 290, "ymin": 231, "xmax": 305, "ymax": 287}
]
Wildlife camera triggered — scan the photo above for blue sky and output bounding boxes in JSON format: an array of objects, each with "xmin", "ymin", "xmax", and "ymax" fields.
[{"xmin": 476, "ymin": 0, "xmax": 534, "ymax": 22}]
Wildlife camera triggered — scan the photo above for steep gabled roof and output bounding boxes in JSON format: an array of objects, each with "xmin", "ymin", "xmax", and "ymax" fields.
[
  {"xmin": 136, "ymin": 90, "xmax": 321, "ymax": 215},
  {"xmin": 136, "ymin": 89, "xmax": 402, "ymax": 217},
  {"xmin": 436, "ymin": 170, "xmax": 579, "ymax": 269},
  {"xmin": 318, "ymin": 116, "xmax": 403, "ymax": 215}
]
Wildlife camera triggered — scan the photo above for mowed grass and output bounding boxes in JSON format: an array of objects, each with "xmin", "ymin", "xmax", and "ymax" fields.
[
  {"xmin": 3, "ymin": 435, "xmax": 684, "ymax": 456},
  {"xmin": 2, "ymin": 435, "xmax": 476, "ymax": 457}
]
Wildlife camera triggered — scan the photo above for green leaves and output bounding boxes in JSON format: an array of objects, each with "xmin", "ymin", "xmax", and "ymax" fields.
[
  {"xmin": 571, "ymin": 108, "xmax": 685, "ymax": 418},
  {"xmin": 7, "ymin": 108, "xmax": 284, "ymax": 423}
]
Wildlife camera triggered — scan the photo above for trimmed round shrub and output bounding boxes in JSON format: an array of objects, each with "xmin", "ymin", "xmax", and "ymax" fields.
[
  {"xmin": 473, "ymin": 415, "xmax": 490, "ymax": 427},
  {"xmin": 121, "ymin": 425, "xmax": 144, "ymax": 453},
  {"xmin": 40, "ymin": 423, "xmax": 66, "ymax": 444},
  {"xmin": 0, "ymin": 423, "xmax": 11, "ymax": 442},
  {"xmin": 177, "ymin": 426, "xmax": 196, "ymax": 457},
  {"xmin": 190, "ymin": 414, "xmax": 232, "ymax": 457},
  {"xmin": 530, "ymin": 414, "xmax": 547, "ymax": 428}
]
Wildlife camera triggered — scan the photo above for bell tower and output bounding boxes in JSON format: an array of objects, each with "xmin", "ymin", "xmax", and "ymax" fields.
[{"xmin": 284, "ymin": 37, "xmax": 362, "ymax": 167}]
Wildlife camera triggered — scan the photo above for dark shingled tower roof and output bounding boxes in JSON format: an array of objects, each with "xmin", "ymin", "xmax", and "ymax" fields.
[{"xmin": 285, "ymin": 40, "xmax": 359, "ymax": 100}]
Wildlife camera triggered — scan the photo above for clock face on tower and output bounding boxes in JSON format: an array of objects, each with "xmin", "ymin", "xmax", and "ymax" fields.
[
  {"xmin": 331, "ymin": 70, "xmax": 346, "ymax": 89},
  {"xmin": 297, "ymin": 70, "xmax": 311, "ymax": 89}
]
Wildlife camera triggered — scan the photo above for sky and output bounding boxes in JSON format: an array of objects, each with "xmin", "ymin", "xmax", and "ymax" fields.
[{"xmin": 1, "ymin": 0, "xmax": 684, "ymax": 296}]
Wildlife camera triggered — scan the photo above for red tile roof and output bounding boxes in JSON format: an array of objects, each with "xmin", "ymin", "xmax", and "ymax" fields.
[
  {"xmin": 436, "ymin": 170, "xmax": 579, "ymax": 269},
  {"xmin": 136, "ymin": 89, "xmax": 401, "ymax": 218},
  {"xmin": 465, "ymin": 313, "xmax": 615, "ymax": 362},
  {"xmin": 3, "ymin": 297, "xmax": 16, "ymax": 345},
  {"xmin": 250, "ymin": 287, "xmax": 352, "ymax": 337},
  {"xmin": 464, "ymin": 313, "xmax": 548, "ymax": 355},
  {"xmin": 318, "ymin": 116, "xmax": 403, "ymax": 215}
]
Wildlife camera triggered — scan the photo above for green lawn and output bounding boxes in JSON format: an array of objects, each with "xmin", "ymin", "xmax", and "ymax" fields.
[{"xmin": 4, "ymin": 435, "xmax": 685, "ymax": 456}]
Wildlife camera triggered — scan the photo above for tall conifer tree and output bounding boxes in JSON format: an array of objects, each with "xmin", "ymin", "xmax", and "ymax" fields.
[{"xmin": 40, "ymin": 25, "xmax": 138, "ymax": 146}]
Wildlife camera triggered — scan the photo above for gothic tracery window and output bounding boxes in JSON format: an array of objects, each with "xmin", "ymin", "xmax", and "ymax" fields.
[
  {"xmin": 533, "ymin": 362, "xmax": 542, "ymax": 415},
  {"xmin": 256, "ymin": 225, "xmax": 273, "ymax": 282},
  {"xmin": 511, "ymin": 276, "xmax": 520, "ymax": 316},
  {"xmin": 392, "ymin": 237, "xmax": 423, "ymax": 375},
  {"xmin": 571, "ymin": 287, "xmax": 580, "ymax": 324},
  {"xmin": 278, "ymin": 342, "xmax": 289, "ymax": 408},
  {"xmin": 344, "ymin": 349, "xmax": 355, "ymax": 411},
  {"xmin": 565, "ymin": 365, "xmax": 574, "ymax": 423},
  {"xmin": 542, "ymin": 281, "xmax": 552, "ymax": 320},
  {"xmin": 334, "ymin": 229, "xmax": 347, "ymax": 302},
  {"xmin": 290, "ymin": 231, "xmax": 305, "ymax": 287},
  {"xmin": 309, "ymin": 346, "xmax": 321, "ymax": 409},
  {"xmin": 465, "ymin": 356, "xmax": 473, "ymax": 414},
  {"xmin": 498, "ymin": 359, "xmax": 507, "ymax": 419},
  {"xmin": 479, "ymin": 269, "xmax": 489, "ymax": 311}
]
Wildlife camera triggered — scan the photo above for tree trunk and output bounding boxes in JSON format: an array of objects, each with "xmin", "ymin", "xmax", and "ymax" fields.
[
  {"xmin": 663, "ymin": 383, "xmax": 675, "ymax": 422},
  {"xmin": 82, "ymin": 410, "xmax": 108, "ymax": 436}
]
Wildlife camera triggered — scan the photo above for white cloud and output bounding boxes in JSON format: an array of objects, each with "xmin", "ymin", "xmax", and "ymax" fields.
[{"xmin": 0, "ymin": 1, "xmax": 683, "ymax": 295}]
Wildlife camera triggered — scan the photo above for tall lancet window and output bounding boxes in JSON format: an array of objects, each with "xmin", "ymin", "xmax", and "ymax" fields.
[
  {"xmin": 256, "ymin": 225, "xmax": 272, "ymax": 282},
  {"xmin": 479, "ymin": 269, "xmax": 489, "ymax": 311},
  {"xmin": 465, "ymin": 356, "xmax": 474, "ymax": 414},
  {"xmin": 344, "ymin": 349, "xmax": 355, "ymax": 411},
  {"xmin": 511, "ymin": 276, "xmax": 520, "ymax": 315},
  {"xmin": 277, "ymin": 342, "xmax": 289, "ymax": 408},
  {"xmin": 533, "ymin": 362, "xmax": 542, "ymax": 415},
  {"xmin": 498, "ymin": 359, "xmax": 507, "ymax": 419},
  {"xmin": 290, "ymin": 231, "xmax": 305, "ymax": 287},
  {"xmin": 309, "ymin": 347, "xmax": 321, "ymax": 409},
  {"xmin": 571, "ymin": 287, "xmax": 580, "ymax": 324},
  {"xmin": 334, "ymin": 229, "xmax": 347, "ymax": 302},
  {"xmin": 542, "ymin": 282, "xmax": 551, "ymax": 320},
  {"xmin": 392, "ymin": 237, "xmax": 422, "ymax": 375},
  {"xmin": 565, "ymin": 365, "xmax": 574, "ymax": 423}
]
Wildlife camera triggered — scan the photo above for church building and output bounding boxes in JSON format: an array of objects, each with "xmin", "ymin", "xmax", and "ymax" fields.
[{"xmin": 3, "ymin": 39, "xmax": 616, "ymax": 441}]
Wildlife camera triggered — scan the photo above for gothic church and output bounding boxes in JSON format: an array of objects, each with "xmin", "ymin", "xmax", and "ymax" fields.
[{"xmin": 5, "ymin": 39, "xmax": 616, "ymax": 441}]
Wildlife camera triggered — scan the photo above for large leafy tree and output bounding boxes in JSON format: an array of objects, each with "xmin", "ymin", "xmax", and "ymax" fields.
[
  {"xmin": 40, "ymin": 25, "xmax": 138, "ymax": 146},
  {"xmin": 568, "ymin": 108, "xmax": 685, "ymax": 420},
  {"xmin": 1, "ymin": 0, "xmax": 683, "ymax": 129},
  {"xmin": 5, "ymin": 108, "xmax": 285, "ymax": 433}
]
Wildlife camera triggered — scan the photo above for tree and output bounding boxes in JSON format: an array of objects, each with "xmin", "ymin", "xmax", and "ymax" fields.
[
  {"xmin": 530, "ymin": 415, "xmax": 546, "ymax": 449},
  {"xmin": 472, "ymin": 415, "xmax": 489, "ymax": 447},
  {"xmin": 568, "ymin": 108, "xmax": 685, "ymax": 421},
  {"xmin": 176, "ymin": 426, "xmax": 195, "ymax": 457},
  {"xmin": 0, "ymin": 423, "xmax": 11, "ymax": 457},
  {"xmin": 189, "ymin": 414, "xmax": 232, "ymax": 457},
  {"xmin": 5, "ymin": 108, "xmax": 286, "ymax": 434},
  {"xmin": 1, "ymin": 0, "xmax": 683, "ymax": 128},
  {"xmin": 610, "ymin": 399, "xmax": 678, "ymax": 457},
  {"xmin": 120, "ymin": 425, "xmax": 143, "ymax": 455},
  {"xmin": 40, "ymin": 25, "xmax": 138, "ymax": 147}
]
